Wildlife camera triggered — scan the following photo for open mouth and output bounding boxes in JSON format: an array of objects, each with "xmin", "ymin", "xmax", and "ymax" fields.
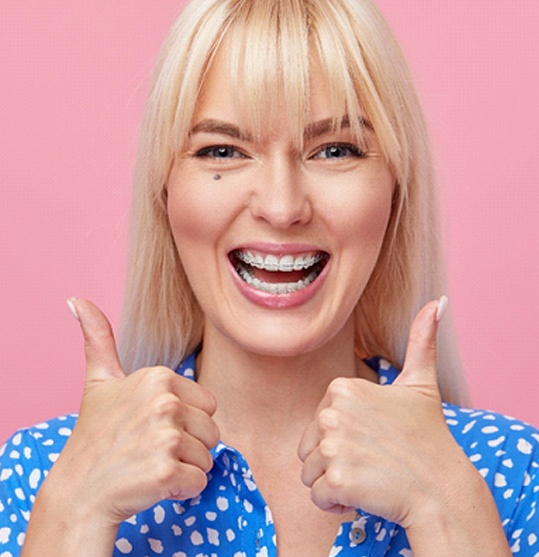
[{"xmin": 229, "ymin": 249, "xmax": 329, "ymax": 295}]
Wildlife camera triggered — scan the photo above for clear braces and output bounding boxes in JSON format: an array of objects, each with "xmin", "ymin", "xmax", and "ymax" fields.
[
  {"xmin": 236, "ymin": 266, "xmax": 320, "ymax": 294},
  {"xmin": 235, "ymin": 251, "xmax": 325, "ymax": 272}
]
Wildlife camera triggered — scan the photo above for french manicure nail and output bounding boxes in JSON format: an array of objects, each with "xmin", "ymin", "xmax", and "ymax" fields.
[
  {"xmin": 67, "ymin": 297, "xmax": 80, "ymax": 321},
  {"xmin": 436, "ymin": 295, "xmax": 449, "ymax": 323}
]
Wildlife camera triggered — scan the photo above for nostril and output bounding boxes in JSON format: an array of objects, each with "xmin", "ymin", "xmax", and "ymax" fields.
[{"xmin": 249, "ymin": 192, "xmax": 313, "ymax": 228}]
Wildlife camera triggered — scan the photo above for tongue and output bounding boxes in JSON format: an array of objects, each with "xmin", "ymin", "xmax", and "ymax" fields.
[{"xmin": 253, "ymin": 268, "xmax": 307, "ymax": 284}]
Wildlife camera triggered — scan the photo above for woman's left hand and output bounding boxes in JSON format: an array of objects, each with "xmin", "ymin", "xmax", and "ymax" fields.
[
  {"xmin": 298, "ymin": 300, "xmax": 510, "ymax": 557},
  {"xmin": 298, "ymin": 299, "xmax": 453, "ymax": 525}
]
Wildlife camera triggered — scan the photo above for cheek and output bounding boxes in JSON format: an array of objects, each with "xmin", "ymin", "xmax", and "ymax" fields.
[
  {"xmin": 347, "ymin": 194, "xmax": 390, "ymax": 233},
  {"xmin": 328, "ymin": 176, "xmax": 394, "ymax": 252},
  {"xmin": 167, "ymin": 171, "xmax": 238, "ymax": 249},
  {"xmin": 166, "ymin": 184, "xmax": 225, "ymax": 296},
  {"xmin": 166, "ymin": 170, "xmax": 252, "ymax": 296},
  {"xmin": 167, "ymin": 191, "xmax": 206, "ymax": 247}
]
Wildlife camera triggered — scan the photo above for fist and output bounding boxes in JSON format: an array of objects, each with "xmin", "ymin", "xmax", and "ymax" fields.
[
  {"xmin": 298, "ymin": 298, "xmax": 460, "ymax": 526},
  {"xmin": 54, "ymin": 299, "xmax": 220, "ymax": 525}
]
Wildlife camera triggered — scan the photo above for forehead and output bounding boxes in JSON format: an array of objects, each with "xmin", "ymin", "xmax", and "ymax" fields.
[
  {"xmin": 197, "ymin": 50, "xmax": 326, "ymax": 116},
  {"xmin": 192, "ymin": 40, "xmax": 358, "ymax": 144}
]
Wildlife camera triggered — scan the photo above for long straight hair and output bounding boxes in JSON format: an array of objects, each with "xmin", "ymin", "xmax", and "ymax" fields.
[{"xmin": 119, "ymin": 0, "xmax": 470, "ymax": 406}]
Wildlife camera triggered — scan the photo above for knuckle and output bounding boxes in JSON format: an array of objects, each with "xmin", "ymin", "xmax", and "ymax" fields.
[
  {"xmin": 144, "ymin": 366, "xmax": 175, "ymax": 390},
  {"xmin": 407, "ymin": 328, "xmax": 423, "ymax": 346},
  {"xmin": 85, "ymin": 325, "xmax": 114, "ymax": 348},
  {"xmin": 157, "ymin": 427, "xmax": 184, "ymax": 453},
  {"xmin": 152, "ymin": 392, "xmax": 182, "ymax": 418},
  {"xmin": 408, "ymin": 328, "xmax": 436, "ymax": 351},
  {"xmin": 327, "ymin": 377, "xmax": 353, "ymax": 400},
  {"xmin": 318, "ymin": 408, "xmax": 340, "ymax": 432},
  {"xmin": 153, "ymin": 458, "xmax": 179, "ymax": 487},
  {"xmin": 318, "ymin": 438, "xmax": 339, "ymax": 460},
  {"xmin": 324, "ymin": 466, "xmax": 347, "ymax": 492}
]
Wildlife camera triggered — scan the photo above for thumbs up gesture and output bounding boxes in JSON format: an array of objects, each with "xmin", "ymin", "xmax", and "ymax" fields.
[
  {"xmin": 298, "ymin": 298, "xmax": 467, "ymax": 527},
  {"xmin": 52, "ymin": 299, "xmax": 220, "ymax": 526}
]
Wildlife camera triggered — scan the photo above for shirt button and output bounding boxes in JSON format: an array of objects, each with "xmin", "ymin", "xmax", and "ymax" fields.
[{"xmin": 349, "ymin": 526, "xmax": 367, "ymax": 545}]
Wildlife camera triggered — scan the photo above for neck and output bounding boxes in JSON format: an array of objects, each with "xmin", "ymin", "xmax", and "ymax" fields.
[{"xmin": 196, "ymin": 319, "xmax": 377, "ymax": 451}]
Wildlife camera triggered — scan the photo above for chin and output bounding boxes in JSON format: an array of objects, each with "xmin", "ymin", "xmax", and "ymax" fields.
[{"xmin": 230, "ymin": 317, "xmax": 349, "ymax": 360}]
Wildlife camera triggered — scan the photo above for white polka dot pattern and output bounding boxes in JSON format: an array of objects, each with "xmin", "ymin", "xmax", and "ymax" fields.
[{"xmin": 0, "ymin": 354, "xmax": 538, "ymax": 555}]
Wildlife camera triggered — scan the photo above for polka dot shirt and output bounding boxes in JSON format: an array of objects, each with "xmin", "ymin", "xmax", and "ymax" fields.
[{"xmin": 1, "ymin": 354, "xmax": 538, "ymax": 556}]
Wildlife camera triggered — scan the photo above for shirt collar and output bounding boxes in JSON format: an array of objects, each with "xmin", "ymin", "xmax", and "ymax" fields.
[{"xmin": 175, "ymin": 351, "xmax": 399, "ymax": 552}]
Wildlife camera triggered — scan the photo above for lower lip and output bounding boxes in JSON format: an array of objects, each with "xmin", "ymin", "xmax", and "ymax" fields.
[{"xmin": 228, "ymin": 258, "xmax": 330, "ymax": 309}]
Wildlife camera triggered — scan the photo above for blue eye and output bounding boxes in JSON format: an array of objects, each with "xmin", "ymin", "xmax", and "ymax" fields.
[
  {"xmin": 313, "ymin": 143, "xmax": 364, "ymax": 159},
  {"xmin": 195, "ymin": 145, "xmax": 245, "ymax": 159}
]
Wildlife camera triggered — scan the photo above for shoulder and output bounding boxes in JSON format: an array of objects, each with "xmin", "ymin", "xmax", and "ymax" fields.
[
  {"xmin": 1, "ymin": 414, "xmax": 77, "ymax": 493},
  {"xmin": 442, "ymin": 403, "xmax": 539, "ymax": 545},
  {"xmin": 370, "ymin": 354, "xmax": 539, "ymax": 545},
  {"xmin": 0, "ymin": 415, "xmax": 78, "ymax": 551},
  {"xmin": 442, "ymin": 402, "xmax": 539, "ymax": 466}
]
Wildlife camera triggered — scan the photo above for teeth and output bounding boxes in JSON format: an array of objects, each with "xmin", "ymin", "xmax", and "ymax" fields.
[
  {"xmin": 280, "ymin": 255, "xmax": 294, "ymax": 271},
  {"xmin": 233, "ymin": 249, "xmax": 328, "ymax": 294},
  {"xmin": 264, "ymin": 254, "xmax": 279, "ymax": 271},
  {"xmin": 293, "ymin": 256, "xmax": 306, "ymax": 271},
  {"xmin": 236, "ymin": 251, "xmax": 324, "ymax": 272},
  {"xmin": 236, "ymin": 266, "xmax": 321, "ymax": 294},
  {"xmin": 252, "ymin": 254, "xmax": 264, "ymax": 268}
]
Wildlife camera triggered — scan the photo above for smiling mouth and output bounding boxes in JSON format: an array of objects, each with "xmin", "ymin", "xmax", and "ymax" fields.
[{"xmin": 229, "ymin": 249, "xmax": 329, "ymax": 295}]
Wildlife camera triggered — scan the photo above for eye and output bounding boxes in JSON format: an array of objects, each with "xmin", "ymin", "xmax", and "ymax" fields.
[
  {"xmin": 195, "ymin": 145, "xmax": 246, "ymax": 159},
  {"xmin": 311, "ymin": 143, "xmax": 365, "ymax": 160}
]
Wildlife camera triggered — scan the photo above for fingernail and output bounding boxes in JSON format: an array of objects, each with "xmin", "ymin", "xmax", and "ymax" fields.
[
  {"xmin": 67, "ymin": 297, "xmax": 80, "ymax": 321},
  {"xmin": 436, "ymin": 295, "xmax": 449, "ymax": 323}
]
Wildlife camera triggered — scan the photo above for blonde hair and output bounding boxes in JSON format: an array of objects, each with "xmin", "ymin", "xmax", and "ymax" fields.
[{"xmin": 119, "ymin": 0, "xmax": 470, "ymax": 405}]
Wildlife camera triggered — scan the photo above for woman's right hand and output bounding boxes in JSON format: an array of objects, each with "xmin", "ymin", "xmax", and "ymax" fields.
[{"xmin": 26, "ymin": 299, "xmax": 219, "ymax": 548}]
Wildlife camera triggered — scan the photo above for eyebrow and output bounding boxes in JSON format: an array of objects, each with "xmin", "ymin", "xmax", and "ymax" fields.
[
  {"xmin": 189, "ymin": 116, "xmax": 373, "ymax": 141},
  {"xmin": 304, "ymin": 116, "xmax": 373, "ymax": 138},
  {"xmin": 190, "ymin": 119, "xmax": 253, "ymax": 142}
]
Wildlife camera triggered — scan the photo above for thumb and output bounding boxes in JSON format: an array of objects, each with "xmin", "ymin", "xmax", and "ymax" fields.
[
  {"xmin": 67, "ymin": 297, "xmax": 125, "ymax": 383},
  {"xmin": 393, "ymin": 295, "xmax": 448, "ymax": 394}
]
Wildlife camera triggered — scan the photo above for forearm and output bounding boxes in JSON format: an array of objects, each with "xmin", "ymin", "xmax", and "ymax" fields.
[
  {"xmin": 21, "ymin": 480, "xmax": 119, "ymax": 557},
  {"xmin": 406, "ymin": 464, "xmax": 511, "ymax": 556}
]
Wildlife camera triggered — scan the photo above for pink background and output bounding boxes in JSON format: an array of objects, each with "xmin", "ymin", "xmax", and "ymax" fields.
[{"xmin": 1, "ymin": 1, "xmax": 538, "ymax": 443}]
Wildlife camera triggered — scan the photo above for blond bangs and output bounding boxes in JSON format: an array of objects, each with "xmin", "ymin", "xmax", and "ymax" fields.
[
  {"xmin": 220, "ymin": 0, "xmax": 377, "ymax": 152},
  {"xmin": 201, "ymin": 0, "xmax": 311, "ymax": 149},
  {"xmin": 164, "ymin": 0, "xmax": 397, "ymax": 157}
]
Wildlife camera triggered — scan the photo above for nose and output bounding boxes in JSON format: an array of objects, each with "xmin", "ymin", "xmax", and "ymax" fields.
[{"xmin": 249, "ymin": 157, "xmax": 313, "ymax": 228}]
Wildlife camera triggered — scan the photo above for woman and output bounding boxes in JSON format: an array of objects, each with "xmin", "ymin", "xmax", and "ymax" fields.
[{"xmin": 1, "ymin": 0, "xmax": 537, "ymax": 555}]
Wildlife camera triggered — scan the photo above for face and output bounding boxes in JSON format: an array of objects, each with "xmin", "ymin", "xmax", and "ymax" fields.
[{"xmin": 166, "ymin": 47, "xmax": 394, "ymax": 359}]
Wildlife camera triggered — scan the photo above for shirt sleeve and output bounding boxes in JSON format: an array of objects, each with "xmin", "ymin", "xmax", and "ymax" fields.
[
  {"xmin": 443, "ymin": 404, "xmax": 539, "ymax": 555},
  {"xmin": 0, "ymin": 429, "xmax": 39, "ymax": 554},
  {"xmin": 0, "ymin": 418, "xmax": 72, "ymax": 556},
  {"xmin": 503, "ymin": 425, "xmax": 539, "ymax": 555}
]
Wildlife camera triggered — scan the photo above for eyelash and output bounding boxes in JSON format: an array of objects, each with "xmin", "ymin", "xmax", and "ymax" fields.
[
  {"xmin": 194, "ymin": 145, "xmax": 246, "ymax": 160},
  {"xmin": 193, "ymin": 142, "xmax": 365, "ymax": 160},
  {"xmin": 312, "ymin": 142, "xmax": 365, "ymax": 160}
]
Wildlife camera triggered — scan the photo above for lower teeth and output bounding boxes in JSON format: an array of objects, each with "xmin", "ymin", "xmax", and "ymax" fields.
[{"xmin": 237, "ymin": 267, "xmax": 319, "ymax": 294}]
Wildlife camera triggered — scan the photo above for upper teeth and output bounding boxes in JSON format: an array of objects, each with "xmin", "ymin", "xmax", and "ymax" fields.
[{"xmin": 236, "ymin": 251, "xmax": 324, "ymax": 271}]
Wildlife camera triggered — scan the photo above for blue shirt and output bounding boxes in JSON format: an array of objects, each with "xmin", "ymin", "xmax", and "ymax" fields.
[{"xmin": 1, "ymin": 354, "xmax": 538, "ymax": 556}]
